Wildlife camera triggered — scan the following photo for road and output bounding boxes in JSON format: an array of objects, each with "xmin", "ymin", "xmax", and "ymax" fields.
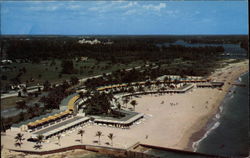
[
  {"xmin": 1, "ymin": 86, "xmax": 44, "ymax": 99},
  {"xmin": 1, "ymin": 64, "xmax": 151, "ymax": 99}
]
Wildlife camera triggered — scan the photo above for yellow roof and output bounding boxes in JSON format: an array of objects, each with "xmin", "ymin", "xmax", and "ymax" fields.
[
  {"xmin": 62, "ymin": 110, "xmax": 71, "ymax": 115},
  {"xmin": 28, "ymin": 109, "xmax": 72, "ymax": 127},
  {"xmin": 97, "ymin": 87, "xmax": 103, "ymax": 91},
  {"xmin": 28, "ymin": 122, "xmax": 36, "ymax": 126},
  {"xmin": 48, "ymin": 116, "xmax": 57, "ymax": 120},
  {"xmin": 53, "ymin": 113, "xmax": 61, "ymax": 118},
  {"xmin": 68, "ymin": 95, "xmax": 79, "ymax": 111},
  {"xmin": 40, "ymin": 117, "xmax": 50, "ymax": 123},
  {"xmin": 29, "ymin": 120, "xmax": 42, "ymax": 126},
  {"xmin": 35, "ymin": 120, "xmax": 43, "ymax": 124}
]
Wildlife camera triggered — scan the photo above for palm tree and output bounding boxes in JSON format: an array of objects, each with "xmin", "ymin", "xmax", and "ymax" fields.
[
  {"xmin": 116, "ymin": 102, "xmax": 121, "ymax": 111},
  {"xmin": 164, "ymin": 76, "xmax": 170, "ymax": 87},
  {"xmin": 57, "ymin": 135, "xmax": 61, "ymax": 146},
  {"xmin": 96, "ymin": 131, "xmax": 102, "ymax": 145},
  {"xmin": 1, "ymin": 117, "xmax": 6, "ymax": 132},
  {"xmin": 78, "ymin": 91, "xmax": 84, "ymax": 99},
  {"xmin": 108, "ymin": 133, "xmax": 114, "ymax": 146},
  {"xmin": 36, "ymin": 135, "xmax": 44, "ymax": 146},
  {"xmin": 15, "ymin": 133, "xmax": 25, "ymax": 146},
  {"xmin": 78, "ymin": 129, "xmax": 85, "ymax": 144},
  {"xmin": 122, "ymin": 97, "xmax": 130, "ymax": 108},
  {"xmin": 145, "ymin": 81, "xmax": 151, "ymax": 90},
  {"xmin": 138, "ymin": 85, "xmax": 144, "ymax": 92},
  {"xmin": 15, "ymin": 100, "xmax": 27, "ymax": 112},
  {"xmin": 130, "ymin": 100, "xmax": 137, "ymax": 110},
  {"xmin": 27, "ymin": 107, "xmax": 35, "ymax": 118},
  {"xmin": 156, "ymin": 80, "xmax": 161, "ymax": 89},
  {"xmin": 22, "ymin": 88, "xmax": 27, "ymax": 96}
]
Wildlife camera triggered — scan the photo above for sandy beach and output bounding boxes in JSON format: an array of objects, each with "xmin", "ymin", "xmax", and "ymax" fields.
[{"xmin": 1, "ymin": 60, "xmax": 249, "ymax": 158}]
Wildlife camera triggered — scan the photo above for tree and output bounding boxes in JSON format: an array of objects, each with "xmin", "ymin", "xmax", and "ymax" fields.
[
  {"xmin": 15, "ymin": 133, "xmax": 25, "ymax": 147},
  {"xmin": 138, "ymin": 85, "xmax": 144, "ymax": 92},
  {"xmin": 85, "ymin": 91, "xmax": 112, "ymax": 115},
  {"xmin": 27, "ymin": 107, "xmax": 35, "ymax": 118},
  {"xmin": 43, "ymin": 80, "xmax": 51, "ymax": 91},
  {"xmin": 145, "ymin": 81, "xmax": 151, "ymax": 90},
  {"xmin": 18, "ymin": 91, "xmax": 21, "ymax": 97},
  {"xmin": 130, "ymin": 100, "xmax": 137, "ymax": 110},
  {"xmin": 78, "ymin": 129, "xmax": 85, "ymax": 144},
  {"xmin": 70, "ymin": 76, "xmax": 79, "ymax": 85},
  {"xmin": 19, "ymin": 112, "xmax": 25, "ymax": 121},
  {"xmin": 15, "ymin": 100, "xmax": 27, "ymax": 112},
  {"xmin": 34, "ymin": 103, "xmax": 40, "ymax": 111},
  {"xmin": 156, "ymin": 80, "xmax": 161, "ymax": 88},
  {"xmin": 61, "ymin": 60, "xmax": 75, "ymax": 74},
  {"xmin": 116, "ymin": 102, "xmax": 121, "ymax": 111},
  {"xmin": 35, "ymin": 135, "xmax": 44, "ymax": 149},
  {"xmin": 22, "ymin": 67, "xmax": 26, "ymax": 73},
  {"xmin": 22, "ymin": 88, "xmax": 27, "ymax": 96},
  {"xmin": 78, "ymin": 91, "xmax": 84, "ymax": 100},
  {"xmin": 1, "ymin": 117, "xmax": 6, "ymax": 132},
  {"xmin": 108, "ymin": 133, "xmax": 114, "ymax": 146},
  {"xmin": 1, "ymin": 75, "xmax": 7, "ymax": 80},
  {"xmin": 57, "ymin": 135, "xmax": 61, "ymax": 146},
  {"xmin": 122, "ymin": 97, "xmax": 130, "ymax": 108},
  {"xmin": 96, "ymin": 131, "xmax": 102, "ymax": 145}
]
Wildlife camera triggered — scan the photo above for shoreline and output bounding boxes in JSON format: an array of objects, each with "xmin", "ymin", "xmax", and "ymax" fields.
[{"xmin": 184, "ymin": 64, "xmax": 249, "ymax": 152}]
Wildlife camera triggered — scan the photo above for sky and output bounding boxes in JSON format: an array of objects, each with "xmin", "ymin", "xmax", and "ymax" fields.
[{"xmin": 1, "ymin": 0, "xmax": 248, "ymax": 35}]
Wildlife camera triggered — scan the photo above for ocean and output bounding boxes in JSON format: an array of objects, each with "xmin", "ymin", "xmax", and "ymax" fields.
[{"xmin": 195, "ymin": 72, "xmax": 249, "ymax": 158}]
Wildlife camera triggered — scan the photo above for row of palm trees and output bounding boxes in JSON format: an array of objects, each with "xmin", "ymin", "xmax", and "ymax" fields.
[
  {"xmin": 14, "ymin": 130, "xmax": 114, "ymax": 149},
  {"xmin": 14, "ymin": 133, "xmax": 44, "ymax": 149},
  {"xmin": 95, "ymin": 131, "xmax": 114, "ymax": 146},
  {"xmin": 78, "ymin": 130, "xmax": 114, "ymax": 146}
]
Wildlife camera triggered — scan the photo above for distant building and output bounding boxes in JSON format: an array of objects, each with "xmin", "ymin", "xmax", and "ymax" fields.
[
  {"xmin": 78, "ymin": 39, "xmax": 101, "ymax": 45},
  {"xmin": 1, "ymin": 59, "xmax": 13, "ymax": 64},
  {"xmin": 80, "ymin": 57, "xmax": 88, "ymax": 61}
]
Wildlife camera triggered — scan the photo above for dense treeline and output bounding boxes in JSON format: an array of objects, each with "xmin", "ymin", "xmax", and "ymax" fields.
[
  {"xmin": 84, "ymin": 65, "xmax": 203, "ymax": 89},
  {"xmin": 3, "ymin": 37, "xmax": 225, "ymax": 62}
]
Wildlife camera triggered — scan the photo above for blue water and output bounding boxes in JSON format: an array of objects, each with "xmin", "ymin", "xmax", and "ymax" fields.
[
  {"xmin": 196, "ymin": 72, "xmax": 249, "ymax": 158},
  {"xmin": 157, "ymin": 40, "xmax": 247, "ymax": 58}
]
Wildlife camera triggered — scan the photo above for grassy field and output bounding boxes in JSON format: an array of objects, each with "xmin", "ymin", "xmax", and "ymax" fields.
[
  {"xmin": 1, "ymin": 58, "xmax": 145, "ymax": 88},
  {"xmin": 1, "ymin": 96, "xmax": 40, "ymax": 110}
]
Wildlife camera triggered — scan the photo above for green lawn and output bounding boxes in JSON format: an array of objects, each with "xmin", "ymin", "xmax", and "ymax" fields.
[
  {"xmin": 1, "ymin": 96, "xmax": 40, "ymax": 110},
  {"xmin": 1, "ymin": 58, "xmax": 145, "ymax": 88}
]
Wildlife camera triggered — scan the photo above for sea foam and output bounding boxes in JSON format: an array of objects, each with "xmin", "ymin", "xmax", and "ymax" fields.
[{"xmin": 192, "ymin": 122, "xmax": 220, "ymax": 152}]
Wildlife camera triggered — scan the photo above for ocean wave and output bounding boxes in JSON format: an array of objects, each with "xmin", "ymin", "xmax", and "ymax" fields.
[
  {"xmin": 192, "ymin": 122, "xmax": 220, "ymax": 152},
  {"xmin": 219, "ymin": 105, "xmax": 223, "ymax": 113},
  {"xmin": 193, "ymin": 72, "xmax": 249, "ymax": 154},
  {"xmin": 193, "ymin": 103, "xmax": 224, "ymax": 151},
  {"xmin": 215, "ymin": 113, "xmax": 221, "ymax": 119},
  {"xmin": 238, "ymin": 77, "xmax": 242, "ymax": 82},
  {"xmin": 230, "ymin": 94, "xmax": 234, "ymax": 99}
]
